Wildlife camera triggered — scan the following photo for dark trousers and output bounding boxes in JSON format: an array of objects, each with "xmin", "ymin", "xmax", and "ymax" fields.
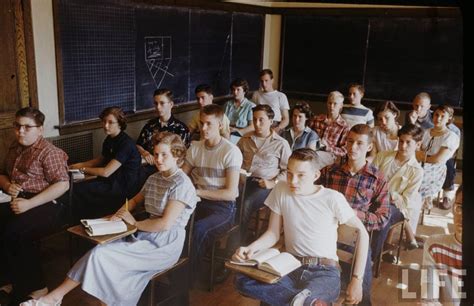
[
  {"xmin": 442, "ymin": 157, "xmax": 456, "ymax": 191},
  {"xmin": 370, "ymin": 205, "xmax": 404, "ymax": 262},
  {"xmin": 191, "ymin": 200, "xmax": 236, "ymax": 276},
  {"xmin": 239, "ymin": 178, "xmax": 272, "ymax": 243},
  {"xmin": 0, "ymin": 198, "xmax": 66, "ymax": 301}
]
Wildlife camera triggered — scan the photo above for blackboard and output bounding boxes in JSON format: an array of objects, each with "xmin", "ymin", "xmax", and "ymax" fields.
[
  {"xmin": 56, "ymin": 0, "xmax": 264, "ymax": 124},
  {"xmin": 281, "ymin": 14, "xmax": 463, "ymax": 107}
]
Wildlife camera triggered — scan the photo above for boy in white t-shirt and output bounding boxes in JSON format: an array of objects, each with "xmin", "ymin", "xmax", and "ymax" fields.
[
  {"xmin": 252, "ymin": 69, "xmax": 290, "ymax": 134},
  {"xmin": 341, "ymin": 83, "xmax": 374, "ymax": 128},
  {"xmin": 232, "ymin": 149, "xmax": 369, "ymax": 306}
]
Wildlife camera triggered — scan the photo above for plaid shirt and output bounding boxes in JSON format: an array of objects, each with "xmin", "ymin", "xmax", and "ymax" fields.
[
  {"xmin": 310, "ymin": 114, "xmax": 349, "ymax": 157},
  {"xmin": 317, "ymin": 162, "xmax": 390, "ymax": 231},
  {"xmin": 2, "ymin": 137, "xmax": 69, "ymax": 194}
]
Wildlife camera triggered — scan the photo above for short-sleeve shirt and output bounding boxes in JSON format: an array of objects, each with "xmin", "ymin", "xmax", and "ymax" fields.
[
  {"xmin": 102, "ymin": 131, "xmax": 141, "ymax": 192},
  {"xmin": 252, "ymin": 90, "xmax": 290, "ymax": 122},
  {"xmin": 373, "ymin": 126, "xmax": 399, "ymax": 152},
  {"xmin": 265, "ymin": 183, "xmax": 355, "ymax": 261},
  {"xmin": 281, "ymin": 127, "xmax": 319, "ymax": 151},
  {"xmin": 137, "ymin": 115, "xmax": 190, "ymax": 151},
  {"xmin": 237, "ymin": 131, "xmax": 291, "ymax": 181},
  {"xmin": 2, "ymin": 137, "xmax": 69, "ymax": 194},
  {"xmin": 223, "ymin": 98, "xmax": 256, "ymax": 128},
  {"xmin": 185, "ymin": 138, "xmax": 243, "ymax": 195},
  {"xmin": 141, "ymin": 168, "xmax": 197, "ymax": 228},
  {"xmin": 341, "ymin": 104, "xmax": 374, "ymax": 128},
  {"xmin": 421, "ymin": 129, "xmax": 460, "ymax": 157},
  {"xmin": 189, "ymin": 111, "xmax": 231, "ymax": 138}
]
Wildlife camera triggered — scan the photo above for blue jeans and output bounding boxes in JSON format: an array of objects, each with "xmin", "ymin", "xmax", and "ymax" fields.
[
  {"xmin": 240, "ymin": 178, "xmax": 272, "ymax": 242},
  {"xmin": 235, "ymin": 264, "xmax": 340, "ymax": 306},
  {"xmin": 191, "ymin": 200, "xmax": 236, "ymax": 273},
  {"xmin": 370, "ymin": 205, "xmax": 404, "ymax": 262}
]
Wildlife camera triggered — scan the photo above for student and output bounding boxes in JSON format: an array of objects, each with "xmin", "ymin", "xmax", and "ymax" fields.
[
  {"xmin": 281, "ymin": 101, "xmax": 319, "ymax": 151},
  {"xmin": 421, "ymin": 187, "xmax": 462, "ymax": 305},
  {"xmin": 318, "ymin": 124, "xmax": 391, "ymax": 305},
  {"xmin": 341, "ymin": 83, "xmax": 374, "ymax": 128},
  {"xmin": 237, "ymin": 105, "xmax": 291, "ymax": 242},
  {"xmin": 372, "ymin": 101, "xmax": 401, "ymax": 156},
  {"xmin": 188, "ymin": 84, "xmax": 231, "ymax": 140},
  {"xmin": 416, "ymin": 105, "xmax": 460, "ymax": 211},
  {"xmin": 309, "ymin": 91, "xmax": 350, "ymax": 169},
  {"xmin": 223, "ymin": 78, "xmax": 256, "ymax": 137},
  {"xmin": 136, "ymin": 88, "xmax": 190, "ymax": 174},
  {"xmin": 406, "ymin": 93, "xmax": 461, "ymax": 209},
  {"xmin": 70, "ymin": 107, "xmax": 141, "ymax": 220},
  {"xmin": 21, "ymin": 132, "xmax": 197, "ymax": 306},
  {"xmin": 233, "ymin": 149, "xmax": 369, "ymax": 306},
  {"xmin": 251, "ymin": 69, "xmax": 290, "ymax": 134},
  {"xmin": 373, "ymin": 124, "xmax": 424, "ymax": 263},
  {"xmin": 0, "ymin": 107, "xmax": 69, "ymax": 305},
  {"xmin": 182, "ymin": 104, "xmax": 243, "ymax": 275}
]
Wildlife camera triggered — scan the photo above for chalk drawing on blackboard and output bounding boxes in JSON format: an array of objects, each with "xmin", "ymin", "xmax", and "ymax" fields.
[{"xmin": 145, "ymin": 36, "xmax": 174, "ymax": 88}]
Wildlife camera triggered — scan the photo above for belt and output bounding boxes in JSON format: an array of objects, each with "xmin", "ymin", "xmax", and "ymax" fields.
[{"xmin": 295, "ymin": 256, "xmax": 340, "ymax": 268}]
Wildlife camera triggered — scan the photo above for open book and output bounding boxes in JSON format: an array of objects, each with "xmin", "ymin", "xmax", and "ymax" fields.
[
  {"xmin": 81, "ymin": 218, "xmax": 127, "ymax": 236},
  {"xmin": 0, "ymin": 191, "xmax": 12, "ymax": 203},
  {"xmin": 230, "ymin": 248, "xmax": 301, "ymax": 277}
]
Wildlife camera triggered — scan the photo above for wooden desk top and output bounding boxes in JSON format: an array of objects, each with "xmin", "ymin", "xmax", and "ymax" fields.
[
  {"xmin": 225, "ymin": 261, "xmax": 280, "ymax": 284},
  {"xmin": 67, "ymin": 221, "xmax": 136, "ymax": 245}
]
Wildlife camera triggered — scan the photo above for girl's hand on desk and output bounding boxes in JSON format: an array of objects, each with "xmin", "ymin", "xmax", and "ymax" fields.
[
  {"xmin": 115, "ymin": 209, "xmax": 137, "ymax": 226},
  {"xmin": 10, "ymin": 198, "xmax": 33, "ymax": 214}
]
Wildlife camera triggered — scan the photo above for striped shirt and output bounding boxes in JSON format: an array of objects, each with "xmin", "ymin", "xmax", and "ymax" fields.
[
  {"xmin": 141, "ymin": 168, "xmax": 196, "ymax": 228},
  {"xmin": 422, "ymin": 234, "xmax": 463, "ymax": 303},
  {"xmin": 341, "ymin": 104, "xmax": 374, "ymax": 128},
  {"xmin": 185, "ymin": 138, "xmax": 243, "ymax": 196}
]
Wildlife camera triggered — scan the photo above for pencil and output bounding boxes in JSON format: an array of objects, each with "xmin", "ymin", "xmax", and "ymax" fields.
[{"xmin": 125, "ymin": 198, "xmax": 128, "ymax": 211}]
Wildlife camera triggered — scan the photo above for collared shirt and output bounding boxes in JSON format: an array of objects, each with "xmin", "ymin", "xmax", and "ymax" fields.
[
  {"xmin": 223, "ymin": 98, "xmax": 256, "ymax": 128},
  {"xmin": 281, "ymin": 126, "xmax": 319, "ymax": 151},
  {"xmin": 2, "ymin": 137, "xmax": 69, "ymax": 194},
  {"xmin": 317, "ymin": 162, "xmax": 390, "ymax": 231},
  {"xmin": 237, "ymin": 131, "xmax": 291, "ymax": 181},
  {"xmin": 136, "ymin": 115, "xmax": 190, "ymax": 151},
  {"xmin": 310, "ymin": 114, "xmax": 349, "ymax": 157}
]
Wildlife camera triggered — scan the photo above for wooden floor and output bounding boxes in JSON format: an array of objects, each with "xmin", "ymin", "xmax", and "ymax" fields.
[{"xmin": 36, "ymin": 172, "xmax": 461, "ymax": 306}]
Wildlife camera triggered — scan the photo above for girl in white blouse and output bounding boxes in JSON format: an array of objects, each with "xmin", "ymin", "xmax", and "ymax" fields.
[
  {"xmin": 416, "ymin": 105, "xmax": 460, "ymax": 210},
  {"xmin": 371, "ymin": 101, "xmax": 401, "ymax": 159}
]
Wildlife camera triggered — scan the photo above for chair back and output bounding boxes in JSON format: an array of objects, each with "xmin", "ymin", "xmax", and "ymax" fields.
[
  {"xmin": 234, "ymin": 170, "xmax": 250, "ymax": 226},
  {"xmin": 180, "ymin": 210, "xmax": 196, "ymax": 258},
  {"xmin": 337, "ymin": 223, "xmax": 359, "ymax": 276}
]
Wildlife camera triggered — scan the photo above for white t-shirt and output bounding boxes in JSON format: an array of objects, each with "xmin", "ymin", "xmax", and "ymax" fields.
[
  {"xmin": 265, "ymin": 183, "xmax": 355, "ymax": 261},
  {"xmin": 185, "ymin": 138, "xmax": 243, "ymax": 197},
  {"xmin": 252, "ymin": 90, "xmax": 290, "ymax": 122}
]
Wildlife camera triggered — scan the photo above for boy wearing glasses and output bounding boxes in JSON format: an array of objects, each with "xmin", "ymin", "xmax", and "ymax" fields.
[{"xmin": 0, "ymin": 107, "xmax": 70, "ymax": 305}]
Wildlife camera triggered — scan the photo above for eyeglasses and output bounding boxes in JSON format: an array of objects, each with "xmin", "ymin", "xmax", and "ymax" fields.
[{"xmin": 13, "ymin": 122, "xmax": 40, "ymax": 131}]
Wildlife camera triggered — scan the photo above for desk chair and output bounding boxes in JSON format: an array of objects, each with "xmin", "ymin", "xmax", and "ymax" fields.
[
  {"xmin": 333, "ymin": 224, "xmax": 359, "ymax": 306},
  {"xmin": 372, "ymin": 220, "xmax": 405, "ymax": 278},
  {"xmin": 140, "ymin": 212, "xmax": 195, "ymax": 306},
  {"xmin": 205, "ymin": 171, "xmax": 249, "ymax": 292}
]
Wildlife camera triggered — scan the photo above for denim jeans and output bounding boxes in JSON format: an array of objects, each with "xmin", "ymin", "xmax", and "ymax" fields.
[
  {"xmin": 235, "ymin": 264, "xmax": 340, "ymax": 306},
  {"xmin": 370, "ymin": 205, "xmax": 405, "ymax": 262},
  {"xmin": 191, "ymin": 199, "xmax": 236, "ymax": 274},
  {"xmin": 240, "ymin": 178, "xmax": 272, "ymax": 242}
]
